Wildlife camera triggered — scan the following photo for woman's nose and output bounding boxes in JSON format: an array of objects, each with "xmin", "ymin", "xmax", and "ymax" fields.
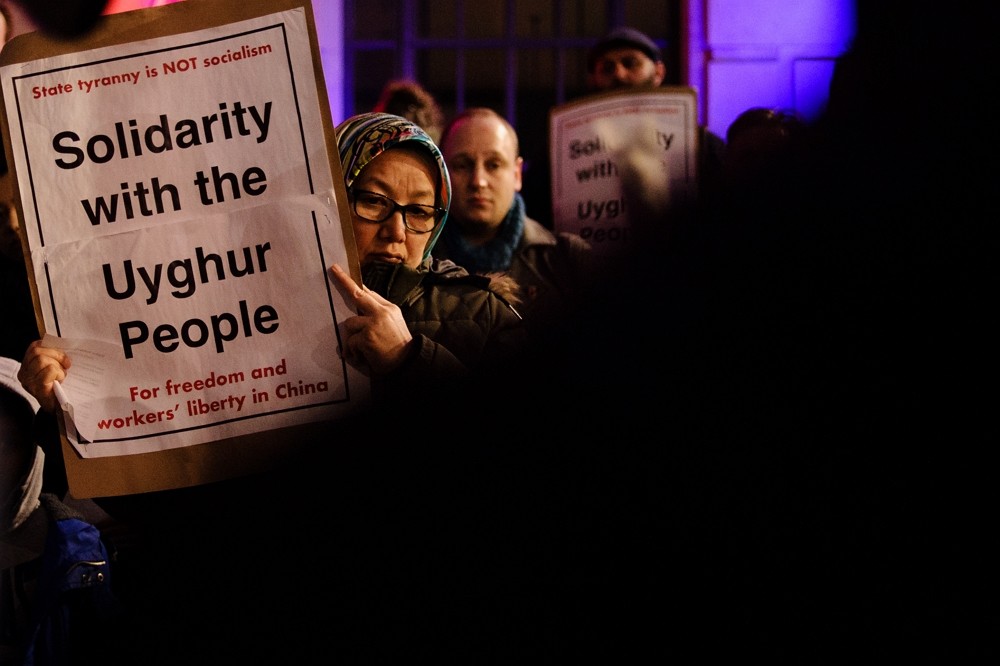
[{"xmin": 378, "ymin": 210, "xmax": 407, "ymax": 240}]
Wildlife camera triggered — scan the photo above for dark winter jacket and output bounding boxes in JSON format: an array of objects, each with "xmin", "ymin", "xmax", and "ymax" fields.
[
  {"xmin": 434, "ymin": 212, "xmax": 594, "ymax": 336},
  {"xmin": 361, "ymin": 258, "xmax": 526, "ymax": 396},
  {"xmin": 5, "ymin": 494, "xmax": 119, "ymax": 666}
]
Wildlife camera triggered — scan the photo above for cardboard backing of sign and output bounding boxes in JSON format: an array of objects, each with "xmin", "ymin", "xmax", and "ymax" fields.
[{"xmin": 0, "ymin": 0, "xmax": 358, "ymax": 498}]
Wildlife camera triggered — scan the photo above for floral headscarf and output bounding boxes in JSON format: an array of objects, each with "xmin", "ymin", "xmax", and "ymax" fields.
[{"xmin": 336, "ymin": 112, "xmax": 451, "ymax": 260}]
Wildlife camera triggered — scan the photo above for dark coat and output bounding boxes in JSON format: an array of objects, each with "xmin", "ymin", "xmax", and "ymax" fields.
[{"xmin": 361, "ymin": 258, "xmax": 527, "ymax": 397}]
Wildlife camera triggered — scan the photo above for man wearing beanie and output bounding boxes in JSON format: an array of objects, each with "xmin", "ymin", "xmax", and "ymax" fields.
[
  {"xmin": 584, "ymin": 26, "xmax": 726, "ymax": 207},
  {"xmin": 523, "ymin": 26, "xmax": 725, "ymax": 230},
  {"xmin": 586, "ymin": 26, "xmax": 667, "ymax": 90}
]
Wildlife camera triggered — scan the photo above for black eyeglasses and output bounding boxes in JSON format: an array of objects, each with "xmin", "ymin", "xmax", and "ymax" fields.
[{"xmin": 349, "ymin": 188, "xmax": 445, "ymax": 234}]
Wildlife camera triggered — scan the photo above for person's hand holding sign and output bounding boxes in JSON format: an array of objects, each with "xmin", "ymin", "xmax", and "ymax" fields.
[
  {"xmin": 17, "ymin": 340, "xmax": 71, "ymax": 414},
  {"xmin": 329, "ymin": 264, "xmax": 415, "ymax": 376}
]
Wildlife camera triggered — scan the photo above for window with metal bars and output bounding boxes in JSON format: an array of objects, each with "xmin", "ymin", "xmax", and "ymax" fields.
[{"xmin": 341, "ymin": 0, "xmax": 679, "ymax": 226}]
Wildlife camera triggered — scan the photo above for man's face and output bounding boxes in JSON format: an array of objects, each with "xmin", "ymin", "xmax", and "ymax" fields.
[
  {"xmin": 587, "ymin": 47, "xmax": 666, "ymax": 91},
  {"xmin": 442, "ymin": 114, "xmax": 522, "ymax": 239}
]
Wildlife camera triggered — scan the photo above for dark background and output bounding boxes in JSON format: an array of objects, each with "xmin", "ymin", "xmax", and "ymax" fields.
[{"xmin": 5, "ymin": 1, "xmax": 995, "ymax": 662}]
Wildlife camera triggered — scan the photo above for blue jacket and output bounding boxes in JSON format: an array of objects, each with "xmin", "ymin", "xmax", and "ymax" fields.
[{"xmin": 18, "ymin": 494, "xmax": 119, "ymax": 666}]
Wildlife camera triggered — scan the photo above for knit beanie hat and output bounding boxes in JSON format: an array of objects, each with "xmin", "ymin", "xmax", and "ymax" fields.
[{"xmin": 587, "ymin": 26, "xmax": 663, "ymax": 71}]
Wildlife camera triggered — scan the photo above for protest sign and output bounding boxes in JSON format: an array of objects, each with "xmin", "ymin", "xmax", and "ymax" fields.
[
  {"xmin": 548, "ymin": 87, "xmax": 699, "ymax": 258},
  {"xmin": 0, "ymin": 0, "xmax": 367, "ymax": 497}
]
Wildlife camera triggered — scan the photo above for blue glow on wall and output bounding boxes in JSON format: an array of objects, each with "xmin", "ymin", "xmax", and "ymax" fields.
[{"xmin": 701, "ymin": 0, "xmax": 857, "ymax": 138}]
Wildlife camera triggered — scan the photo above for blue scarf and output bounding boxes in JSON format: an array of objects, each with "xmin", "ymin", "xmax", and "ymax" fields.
[{"xmin": 441, "ymin": 193, "xmax": 525, "ymax": 272}]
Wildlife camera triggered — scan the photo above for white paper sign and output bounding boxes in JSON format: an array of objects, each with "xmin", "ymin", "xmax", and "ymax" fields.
[
  {"xmin": 549, "ymin": 88, "xmax": 699, "ymax": 257},
  {"xmin": 1, "ymin": 7, "xmax": 369, "ymax": 458}
]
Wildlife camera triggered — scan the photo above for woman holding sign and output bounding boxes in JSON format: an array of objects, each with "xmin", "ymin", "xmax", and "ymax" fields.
[
  {"xmin": 19, "ymin": 113, "xmax": 527, "ymax": 415},
  {"xmin": 329, "ymin": 112, "xmax": 526, "ymax": 399}
]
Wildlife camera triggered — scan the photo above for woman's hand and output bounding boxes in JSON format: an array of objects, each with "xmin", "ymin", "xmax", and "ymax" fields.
[
  {"xmin": 17, "ymin": 339, "xmax": 71, "ymax": 414},
  {"xmin": 329, "ymin": 264, "xmax": 415, "ymax": 375}
]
